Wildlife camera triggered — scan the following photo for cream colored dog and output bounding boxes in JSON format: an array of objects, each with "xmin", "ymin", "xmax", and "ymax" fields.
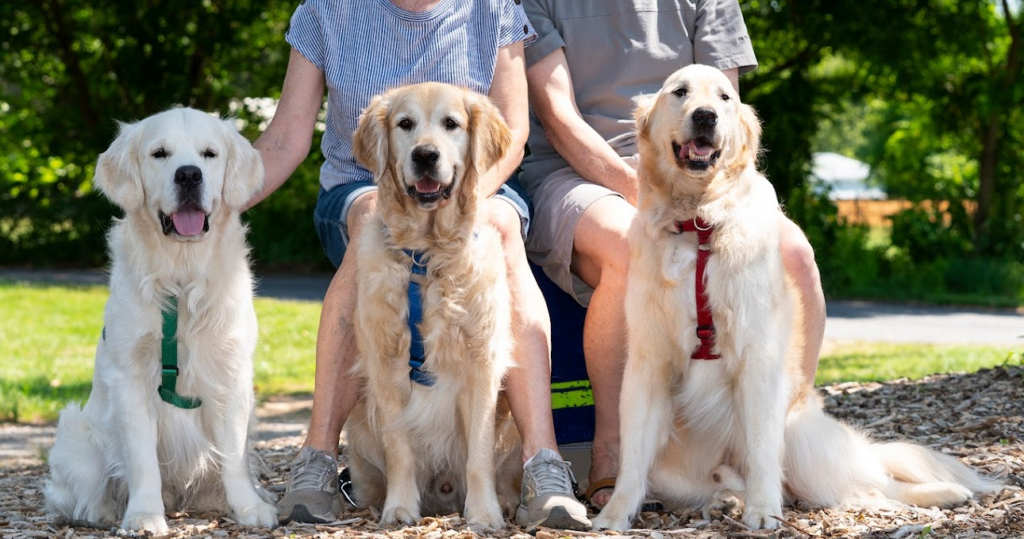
[
  {"xmin": 44, "ymin": 107, "xmax": 277, "ymax": 533},
  {"xmin": 345, "ymin": 82, "xmax": 521, "ymax": 530},
  {"xmin": 591, "ymin": 65, "xmax": 998, "ymax": 532}
]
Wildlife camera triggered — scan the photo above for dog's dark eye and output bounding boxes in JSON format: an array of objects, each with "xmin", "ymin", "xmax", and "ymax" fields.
[
  {"xmin": 152, "ymin": 148, "xmax": 167, "ymax": 159},
  {"xmin": 721, "ymin": 94, "xmax": 731, "ymax": 101},
  {"xmin": 202, "ymin": 149, "xmax": 217, "ymax": 158},
  {"xmin": 444, "ymin": 117, "xmax": 460, "ymax": 131},
  {"xmin": 398, "ymin": 118, "xmax": 414, "ymax": 131},
  {"xmin": 673, "ymin": 87, "xmax": 688, "ymax": 97}
]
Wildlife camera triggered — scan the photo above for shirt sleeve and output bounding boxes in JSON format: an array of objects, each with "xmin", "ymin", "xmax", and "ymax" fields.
[
  {"xmin": 522, "ymin": 0, "xmax": 563, "ymax": 67},
  {"xmin": 285, "ymin": 2, "xmax": 327, "ymax": 72},
  {"xmin": 498, "ymin": 0, "xmax": 538, "ymax": 49},
  {"xmin": 694, "ymin": 0, "xmax": 758, "ymax": 75}
]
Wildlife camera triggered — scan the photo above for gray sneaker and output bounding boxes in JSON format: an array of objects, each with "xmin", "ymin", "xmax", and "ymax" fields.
[
  {"xmin": 515, "ymin": 448, "xmax": 592, "ymax": 531},
  {"xmin": 277, "ymin": 446, "xmax": 340, "ymax": 523}
]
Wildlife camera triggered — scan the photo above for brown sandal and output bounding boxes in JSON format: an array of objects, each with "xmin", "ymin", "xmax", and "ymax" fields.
[{"xmin": 583, "ymin": 477, "xmax": 616, "ymax": 509}]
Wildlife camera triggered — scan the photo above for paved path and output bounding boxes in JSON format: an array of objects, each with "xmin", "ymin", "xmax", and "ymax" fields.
[{"xmin": 4, "ymin": 268, "xmax": 1022, "ymax": 346}]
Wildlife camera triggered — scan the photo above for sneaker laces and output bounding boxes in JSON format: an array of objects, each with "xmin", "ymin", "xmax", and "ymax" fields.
[
  {"xmin": 526, "ymin": 452, "xmax": 576, "ymax": 496},
  {"xmin": 288, "ymin": 447, "xmax": 336, "ymax": 492}
]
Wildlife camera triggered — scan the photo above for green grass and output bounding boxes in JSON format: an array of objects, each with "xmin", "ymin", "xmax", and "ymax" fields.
[
  {"xmin": 816, "ymin": 342, "xmax": 1021, "ymax": 385},
  {"xmin": 1, "ymin": 281, "xmax": 1019, "ymax": 423},
  {"xmin": 0, "ymin": 280, "xmax": 320, "ymax": 423}
]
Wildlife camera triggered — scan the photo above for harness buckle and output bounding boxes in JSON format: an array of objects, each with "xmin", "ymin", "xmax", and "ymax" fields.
[
  {"xmin": 162, "ymin": 366, "xmax": 179, "ymax": 376},
  {"xmin": 696, "ymin": 325, "xmax": 716, "ymax": 340}
]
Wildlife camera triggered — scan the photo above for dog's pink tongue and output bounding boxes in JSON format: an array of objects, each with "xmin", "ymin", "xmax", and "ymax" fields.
[
  {"xmin": 689, "ymin": 141, "xmax": 715, "ymax": 157},
  {"xmin": 416, "ymin": 178, "xmax": 441, "ymax": 193},
  {"xmin": 171, "ymin": 210, "xmax": 205, "ymax": 236}
]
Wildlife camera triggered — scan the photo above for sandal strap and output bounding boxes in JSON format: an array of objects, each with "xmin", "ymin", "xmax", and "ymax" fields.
[{"xmin": 584, "ymin": 477, "xmax": 617, "ymax": 502}]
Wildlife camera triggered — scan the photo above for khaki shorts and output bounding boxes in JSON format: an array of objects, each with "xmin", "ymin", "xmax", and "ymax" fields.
[{"xmin": 524, "ymin": 156, "xmax": 638, "ymax": 307}]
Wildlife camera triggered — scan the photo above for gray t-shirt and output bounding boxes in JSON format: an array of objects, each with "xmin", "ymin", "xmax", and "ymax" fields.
[{"xmin": 519, "ymin": 0, "xmax": 757, "ymax": 190}]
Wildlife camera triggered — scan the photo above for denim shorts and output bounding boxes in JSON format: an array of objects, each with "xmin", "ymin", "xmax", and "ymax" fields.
[{"xmin": 313, "ymin": 177, "xmax": 532, "ymax": 268}]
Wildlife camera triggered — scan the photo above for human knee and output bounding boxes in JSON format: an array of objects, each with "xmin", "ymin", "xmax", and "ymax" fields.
[
  {"xmin": 601, "ymin": 233, "xmax": 630, "ymax": 285},
  {"xmin": 346, "ymin": 191, "xmax": 379, "ymax": 241},
  {"xmin": 576, "ymin": 222, "xmax": 631, "ymax": 291},
  {"xmin": 484, "ymin": 200, "xmax": 524, "ymax": 248}
]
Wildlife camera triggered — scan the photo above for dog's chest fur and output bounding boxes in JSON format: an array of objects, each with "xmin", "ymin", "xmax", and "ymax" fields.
[
  {"xmin": 356, "ymin": 220, "xmax": 513, "ymax": 458},
  {"xmin": 96, "ymin": 227, "xmax": 257, "ymax": 495},
  {"xmin": 630, "ymin": 175, "xmax": 790, "ymax": 441}
]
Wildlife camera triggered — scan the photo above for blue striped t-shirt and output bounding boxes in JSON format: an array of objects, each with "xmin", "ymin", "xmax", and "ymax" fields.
[{"xmin": 286, "ymin": 0, "xmax": 536, "ymax": 190}]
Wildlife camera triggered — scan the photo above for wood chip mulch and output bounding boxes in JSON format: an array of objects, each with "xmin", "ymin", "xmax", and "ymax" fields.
[{"xmin": 2, "ymin": 365, "xmax": 1021, "ymax": 538}]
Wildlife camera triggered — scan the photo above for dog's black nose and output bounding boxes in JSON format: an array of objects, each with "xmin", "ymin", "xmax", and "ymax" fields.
[
  {"xmin": 692, "ymin": 108, "xmax": 718, "ymax": 128},
  {"xmin": 174, "ymin": 165, "xmax": 203, "ymax": 188},
  {"xmin": 411, "ymin": 145, "xmax": 440, "ymax": 168}
]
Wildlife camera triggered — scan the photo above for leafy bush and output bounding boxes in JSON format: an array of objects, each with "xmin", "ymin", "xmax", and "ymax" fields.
[{"xmin": 888, "ymin": 205, "xmax": 971, "ymax": 263}]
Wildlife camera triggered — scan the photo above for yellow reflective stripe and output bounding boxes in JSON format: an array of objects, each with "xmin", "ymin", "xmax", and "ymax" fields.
[
  {"xmin": 551, "ymin": 380, "xmax": 591, "ymax": 390},
  {"xmin": 551, "ymin": 379, "xmax": 594, "ymax": 409}
]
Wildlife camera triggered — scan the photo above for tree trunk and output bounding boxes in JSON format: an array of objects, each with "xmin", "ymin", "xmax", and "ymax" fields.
[{"xmin": 974, "ymin": 114, "xmax": 999, "ymax": 250}]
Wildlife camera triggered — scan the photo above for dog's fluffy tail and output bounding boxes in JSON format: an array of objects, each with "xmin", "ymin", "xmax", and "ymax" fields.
[
  {"xmin": 871, "ymin": 441, "xmax": 1001, "ymax": 506},
  {"xmin": 783, "ymin": 396, "xmax": 999, "ymax": 509},
  {"xmin": 45, "ymin": 404, "xmax": 122, "ymax": 524}
]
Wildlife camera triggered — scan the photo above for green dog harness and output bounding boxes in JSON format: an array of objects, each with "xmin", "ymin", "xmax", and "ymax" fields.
[{"xmin": 158, "ymin": 297, "xmax": 203, "ymax": 409}]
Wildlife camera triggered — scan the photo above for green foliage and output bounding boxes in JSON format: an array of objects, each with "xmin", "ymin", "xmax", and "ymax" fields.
[
  {"xmin": 889, "ymin": 206, "xmax": 973, "ymax": 263},
  {"xmin": 2, "ymin": 0, "xmax": 1022, "ymax": 283},
  {"xmin": 0, "ymin": 0, "xmax": 299, "ymax": 267}
]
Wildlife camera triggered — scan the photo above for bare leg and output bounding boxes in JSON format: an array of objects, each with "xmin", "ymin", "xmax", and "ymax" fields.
[
  {"xmin": 778, "ymin": 216, "xmax": 825, "ymax": 388},
  {"xmin": 569, "ymin": 196, "xmax": 635, "ymax": 507},
  {"xmin": 485, "ymin": 198, "xmax": 591, "ymax": 530},
  {"xmin": 483, "ymin": 198, "xmax": 558, "ymax": 461},
  {"xmin": 305, "ymin": 192, "xmax": 379, "ymax": 456}
]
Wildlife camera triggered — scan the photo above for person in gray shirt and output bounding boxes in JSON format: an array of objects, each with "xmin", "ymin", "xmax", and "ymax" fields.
[{"xmin": 521, "ymin": 0, "xmax": 826, "ymax": 509}]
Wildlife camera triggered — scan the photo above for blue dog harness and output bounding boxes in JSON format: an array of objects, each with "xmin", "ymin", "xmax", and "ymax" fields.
[{"xmin": 403, "ymin": 249, "xmax": 436, "ymax": 387}]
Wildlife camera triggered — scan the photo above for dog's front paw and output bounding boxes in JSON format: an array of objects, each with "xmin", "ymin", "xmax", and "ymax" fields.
[
  {"xmin": 741, "ymin": 503, "xmax": 781, "ymax": 530},
  {"xmin": 381, "ymin": 504, "xmax": 421, "ymax": 526},
  {"xmin": 591, "ymin": 508, "xmax": 631, "ymax": 533},
  {"xmin": 465, "ymin": 505, "xmax": 505, "ymax": 531},
  {"xmin": 122, "ymin": 511, "xmax": 169, "ymax": 534},
  {"xmin": 233, "ymin": 500, "xmax": 279, "ymax": 527}
]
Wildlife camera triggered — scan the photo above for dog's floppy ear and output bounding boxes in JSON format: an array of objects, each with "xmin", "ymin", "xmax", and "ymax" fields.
[
  {"xmin": 466, "ymin": 93, "xmax": 511, "ymax": 175},
  {"xmin": 94, "ymin": 121, "xmax": 144, "ymax": 212},
  {"xmin": 353, "ymin": 93, "xmax": 407, "ymax": 216},
  {"xmin": 220, "ymin": 119, "xmax": 265, "ymax": 210},
  {"xmin": 352, "ymin": 93, "xmax": 392, "ymax": 178},
  {"xmin": 731, "ymin": 103, "xmax": 762, "ymax": 170},
  {"xmin": 632, "ymin": 94, "xmax": 656, "ymax": 140}
]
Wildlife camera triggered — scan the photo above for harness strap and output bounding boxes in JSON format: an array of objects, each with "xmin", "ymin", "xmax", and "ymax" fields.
[
  {"xmin": 675, "ymin": 218, "xmax": 720, "ymax": 360},
  {"xmin": 159, "ymin": 296, "xmax": 203, "ymax": 408},
  {"xmin": 403, "ymin": 249, "xmax": 436, "ymax": 387}
]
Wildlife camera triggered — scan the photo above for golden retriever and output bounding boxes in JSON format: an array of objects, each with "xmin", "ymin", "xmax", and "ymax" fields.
[
  {"xmin": 591, "ymin": 65, "xmax": 998, "ymax": 532},
  {"xmin": 44, "ymin": 107, "xmax": 277, "ymax": 533},
  {"xmin": 345, "ymin": 82, "xmax": 521, "ymax": 530}
]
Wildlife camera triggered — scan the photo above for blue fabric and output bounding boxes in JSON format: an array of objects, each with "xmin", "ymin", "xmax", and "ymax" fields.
[
  {"xmin": 313, "ymin": 180, "xmax": 376, "ymax": 268},
  {"xmin": 533, "ymin": 263, "xmax": 594, "ymax": 445},
  {"xmin": 403, "ymin": 249, "xmax": 435, "ymax": 386}
]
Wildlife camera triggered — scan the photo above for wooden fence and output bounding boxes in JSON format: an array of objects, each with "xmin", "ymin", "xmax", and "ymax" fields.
[{"xmin": 835, "ymin": 200, "xmax": 975, "ymax": 227}]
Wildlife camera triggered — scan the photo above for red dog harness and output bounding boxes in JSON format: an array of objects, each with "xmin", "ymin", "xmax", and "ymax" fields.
[{"xmin": 674, "ymin": 218, "xmax": 720, "ymax": 360}]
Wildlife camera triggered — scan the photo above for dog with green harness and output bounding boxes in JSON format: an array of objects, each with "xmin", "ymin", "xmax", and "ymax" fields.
[{"xmin": 44, "ymin": 107, "xmax": 277, "ymax": 534}]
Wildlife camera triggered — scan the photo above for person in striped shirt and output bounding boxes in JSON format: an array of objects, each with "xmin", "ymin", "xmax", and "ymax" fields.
[{"xmin": 246, "ymin": 0, "xmax": 590, "ymax": 531}]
